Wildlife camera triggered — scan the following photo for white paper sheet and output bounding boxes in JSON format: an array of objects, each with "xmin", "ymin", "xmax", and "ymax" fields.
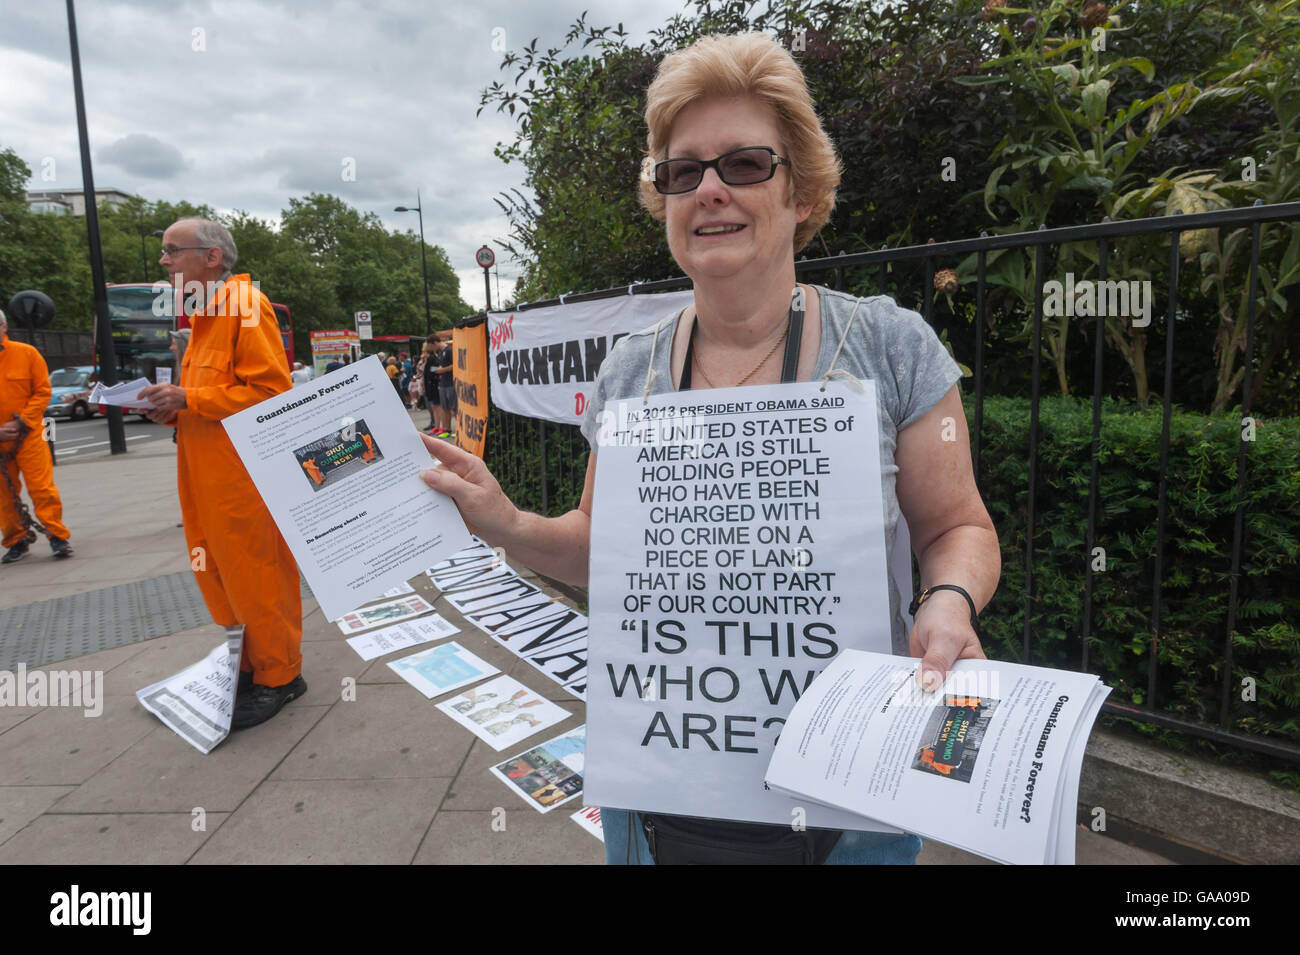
[
  {"xmin": 221, "ymin": 356, "xmax": 472, "ymax": 620},
  {"xmin": 335, "ymin": 594, "xmax": 436, "ymax": 634},
  {"xmin": 89, "ymin": 377, "xmax": 155, "ymax": 408},
  {"xmin": 571, "ymin": 805, "xmax": 604, "ymax": 841},
  {"xmin": 434, "ymin": 674, "xmax": 570, "ymax": 751},
  {"xmin": 344, "ymin": 613, "xmax": 460, "ymax": 661},
  {"xmin": 387, "ymin": 641, "xmax": 499, "ymax": 698},
  {"xmin": 136, "ymin": 631, "xmax": 241, "ymax": 754}
]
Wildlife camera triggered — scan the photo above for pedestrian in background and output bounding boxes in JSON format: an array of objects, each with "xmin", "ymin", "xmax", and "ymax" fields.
[
  {"xmin": 428, "ymin": 335, "xmax": 449, "ymax": 433},
  {"xmin": 436, "ymin": 333, "xmax": 457, "ymax": 438}
]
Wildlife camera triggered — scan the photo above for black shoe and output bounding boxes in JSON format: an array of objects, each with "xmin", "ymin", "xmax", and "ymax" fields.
[
  {"xmin": 237, "ymin": 669, "xmax": 254, "ymax": 693},
  {"xmin": 231, "ymin": 675, "xmax": 307, "ymax": 731},
  {"xmin": 2, "ymin": 541, "xmax": 29, "ymax": 564},
  {"xmin": 49, "ymin": 536, "xmax": 73, "ymax": 558}
]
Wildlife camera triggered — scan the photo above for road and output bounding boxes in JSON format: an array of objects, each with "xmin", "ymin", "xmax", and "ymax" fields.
[{"xmin": 46, "ymin": 414, "xmax": 172, "ymax": 460}]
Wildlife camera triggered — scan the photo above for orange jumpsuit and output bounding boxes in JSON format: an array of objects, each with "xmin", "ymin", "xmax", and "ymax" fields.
[
  {"xmin": 176, "ymin": 275, "xmax": 301, "ymax": 685},
  {"xmin": 0, "ymin": 338, "xmax": 70, "ymax": 547}
]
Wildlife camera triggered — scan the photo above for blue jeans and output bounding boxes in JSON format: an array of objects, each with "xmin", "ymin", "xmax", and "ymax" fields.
[{"xmin": 600, "ymin": 808, "xmax": 922, "ymax": 865}]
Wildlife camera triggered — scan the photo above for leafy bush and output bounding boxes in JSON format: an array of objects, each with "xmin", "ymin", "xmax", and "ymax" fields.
[
  {"xmin": 971, "ymin": 394, "xmax": 1300, "ymax": 748},
  {"xmin": 489, "ymin": 394, "xmax": 1300, "ymax": 751}
]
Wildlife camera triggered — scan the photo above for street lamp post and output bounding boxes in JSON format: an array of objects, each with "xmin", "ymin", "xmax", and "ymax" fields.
[
  {"xmin": 395, "ymin": 192, "xmax": 432, "ymax": 338},
  {"xmin": 66, "ymin": 0, "xmax": 125, "ymax": 454}
]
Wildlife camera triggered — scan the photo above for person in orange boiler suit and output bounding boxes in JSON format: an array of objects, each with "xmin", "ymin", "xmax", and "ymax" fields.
[
  {"xmin": 0, "ymin": 309, "xmax": 73, "ymax": 563},
  {"xmin": 140, "ymin": 218, "xmax": 306, "ymax": 731}
]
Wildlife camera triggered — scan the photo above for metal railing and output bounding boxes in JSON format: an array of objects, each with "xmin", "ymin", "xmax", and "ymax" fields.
[{"xmin": 481, "ymin": 201, "xmax": 1300, "ymax": 763}]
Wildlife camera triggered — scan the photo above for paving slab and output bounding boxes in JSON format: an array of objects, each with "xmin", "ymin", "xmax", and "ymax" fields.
[
  {"xmin": 189, "ymin": 777, "xmax": 450, "ymax": 864},
  {"xmin": 0, "ymin": 709, "xmax": 38, "ymax": 735},
  {"xmin": 0, "ymin": 701, "xmax": 157, "ymax": 786},
  {"xmin": 54, "ymin": 705, "xmax": 329, "ymax": 814},
  {"xmin": 272, "ymin": 683, "xmax": 474, "ymax": 781},
  {"xmin": 0, "ymin": 785, "xmax": 76, "ymax": 847},
  {"xmin": 414, "ymin": 808, "xmax": 604, "ymax": 865},
  {"xmin": 300, "ymin": 638, "xmax": 371, "ymax": 703},
  {"xmin": 0, "ymin": 811, "xmax": 228, "ymax": 864}
]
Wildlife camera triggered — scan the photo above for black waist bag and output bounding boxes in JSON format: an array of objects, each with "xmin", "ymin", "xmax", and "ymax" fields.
[{"xmin": 639, "ymin": 812, "xmax": 841, "ymax": 865}]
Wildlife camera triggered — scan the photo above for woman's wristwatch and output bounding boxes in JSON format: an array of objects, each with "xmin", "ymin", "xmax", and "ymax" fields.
[{"xmin": 908, "ymin": 584, "xmax": 983, "ymax": 638}]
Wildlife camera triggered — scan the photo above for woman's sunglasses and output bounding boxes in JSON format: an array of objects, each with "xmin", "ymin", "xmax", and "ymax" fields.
[{"xmin": 651, "ymin": 146, "xmax": 791, "ymax": 195}]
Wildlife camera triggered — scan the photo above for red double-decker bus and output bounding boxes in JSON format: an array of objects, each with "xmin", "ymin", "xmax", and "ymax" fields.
[{"xmin": 105, "ymin": 283, "xmax": 294, "ymax": 372}]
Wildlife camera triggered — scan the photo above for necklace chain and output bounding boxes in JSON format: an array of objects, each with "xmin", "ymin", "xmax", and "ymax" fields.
[{"xmin": 692, "ymin": 320, "xmax": 789, "ymax": 389}]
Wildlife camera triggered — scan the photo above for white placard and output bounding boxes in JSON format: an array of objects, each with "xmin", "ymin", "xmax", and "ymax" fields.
[
  {"xmin": 136, "ymin": 633, "xmax": 241, "ymax": 754},
  {"xmin": 221, "ymin": 357, "xmax": 472, "ymax": 620},
  {"xmin": 156, "ymin": 368, "xmax": 172, "ymax": 384},
  {"xmin": 584, "ymin": 381, "xmax": 896, "ymax": 829}
]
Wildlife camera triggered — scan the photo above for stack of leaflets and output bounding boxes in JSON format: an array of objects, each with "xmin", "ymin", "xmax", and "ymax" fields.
[
  {"xmin": 763, "ymin": 649, "xmax": 1110, "ymax": 864},
  {"xmin": 88, "ymin": 377, "xmax": 155, "ymax": 408}
]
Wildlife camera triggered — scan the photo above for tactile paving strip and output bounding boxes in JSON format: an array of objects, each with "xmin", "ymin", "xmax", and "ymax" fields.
[{"xmin": 0, "ymin": 571, "xmax": 213, "ymax": 670}]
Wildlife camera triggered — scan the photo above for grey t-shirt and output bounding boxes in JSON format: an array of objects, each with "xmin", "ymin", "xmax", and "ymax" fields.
[{"xmin": 580, "ymin": 285, "xmax": 962, "ymax": 652}]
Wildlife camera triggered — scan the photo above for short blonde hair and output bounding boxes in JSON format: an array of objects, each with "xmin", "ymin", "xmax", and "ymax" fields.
[{"xmin": 639, "ymin": 32, "xmax": 841, "ymax": 253}]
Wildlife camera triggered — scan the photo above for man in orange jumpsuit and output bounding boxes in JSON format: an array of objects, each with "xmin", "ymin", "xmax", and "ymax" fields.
[
  {"xmin": 140, "ymin": 218, "xmax": 306, "ymax": 730},
  {"xmin": 0, "ymin": 309, "xmax": 73, "ymax": 563}
]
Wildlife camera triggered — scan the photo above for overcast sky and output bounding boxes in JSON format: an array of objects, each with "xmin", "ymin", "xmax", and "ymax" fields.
[{"xmin": 0, "ymin": 0, "xmax": 690, "ymax": 310}]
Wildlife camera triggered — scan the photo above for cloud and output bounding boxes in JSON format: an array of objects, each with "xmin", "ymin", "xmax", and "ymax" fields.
[
  {"xmin": 97, "ymin": 133, "xmax": 188, "ymax": 179},
  {"xmin": 2, "ymin": 0, "xmax": 686, "ymax": 301}
]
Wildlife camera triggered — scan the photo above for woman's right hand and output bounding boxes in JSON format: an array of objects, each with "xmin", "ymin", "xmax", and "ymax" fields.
[{"xmin": 419, "ymin": 433, "xmax": 520, "ymax": 544}]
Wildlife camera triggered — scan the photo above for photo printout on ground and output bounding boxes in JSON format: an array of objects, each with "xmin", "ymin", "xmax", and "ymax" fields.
[
  {"xmin": 584, "ymin": 381, "xmax": 899, "ymax": 828},
  {"xmin": 387, "ymin": 641, "xmax": 499, "ymax": 699},
  {"xmin": 490, "ymin": 724, "xmax": 587, "ymax": 814},
  {"xmin": 764, "ymin": 649, "xmax": 1111, "ymax": 864},
  {"xmin": 221, "ymin": 356, "xmax": 472, "ymax": 620}
]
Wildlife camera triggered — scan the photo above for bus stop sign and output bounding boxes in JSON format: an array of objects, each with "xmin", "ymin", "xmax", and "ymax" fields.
[{"xmin": 354, "ymin": 310, "xmax": 372, "ymax": 341}]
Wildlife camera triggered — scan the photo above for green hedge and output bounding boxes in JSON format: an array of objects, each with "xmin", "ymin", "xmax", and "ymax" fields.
[
  {"xmin": 487, "ymin": 396, "xmax": 1300, "ymax": 754},
  {"xmin": 970, "ymin": 395, "xmax": 1300, "ymax": 748}
]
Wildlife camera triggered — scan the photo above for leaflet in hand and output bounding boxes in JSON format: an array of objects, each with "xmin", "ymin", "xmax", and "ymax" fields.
[
  {"xmin": 220, "ymin": 357, "xmax": 473, "ymax": 620},
  {"xmin": 763, "ymin": 649, "xmax": 1110, "ymax": 865},
  {"xmin": 88, "ymin": 378, "xmax": 155, "ymax": 408}
]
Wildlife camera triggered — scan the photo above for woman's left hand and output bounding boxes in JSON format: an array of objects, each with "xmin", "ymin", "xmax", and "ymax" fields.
[{"xmin": 907, "ymin": 588, "xmax": 985, "ymax": 692}]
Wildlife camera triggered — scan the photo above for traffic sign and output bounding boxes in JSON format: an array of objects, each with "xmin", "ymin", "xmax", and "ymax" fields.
[
  {"xmin": 475, "ymin": 245, "xmax": 495, "ymax": 269},
  {"xmin": 354, "ymin": 310, "xmax": 372, "ymax": 341}
]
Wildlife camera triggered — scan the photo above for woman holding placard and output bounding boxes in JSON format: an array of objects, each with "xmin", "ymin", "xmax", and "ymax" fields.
[{"xmin": 420, "ymin": 32, "xmax": 999, "ymax": 864}]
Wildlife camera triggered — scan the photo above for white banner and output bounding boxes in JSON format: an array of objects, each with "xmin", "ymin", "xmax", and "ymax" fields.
[
  {"xmin": 487, "ymin": 290, "xmax": 694, "ymax": 426},
  {"xmin": 583, "ymin": 381, "xmax": 898, "ymax": 829}
]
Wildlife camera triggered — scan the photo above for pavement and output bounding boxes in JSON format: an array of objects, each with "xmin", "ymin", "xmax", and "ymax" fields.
[{"xmin": 0, "ymin": 411, "xmax": 1180, "ymax": 864}]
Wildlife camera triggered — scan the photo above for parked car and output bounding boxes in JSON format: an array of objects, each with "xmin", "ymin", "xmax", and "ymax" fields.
[{"xmin": 45, "ymin": 366, "xmax": 98, "ymax": 421}]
